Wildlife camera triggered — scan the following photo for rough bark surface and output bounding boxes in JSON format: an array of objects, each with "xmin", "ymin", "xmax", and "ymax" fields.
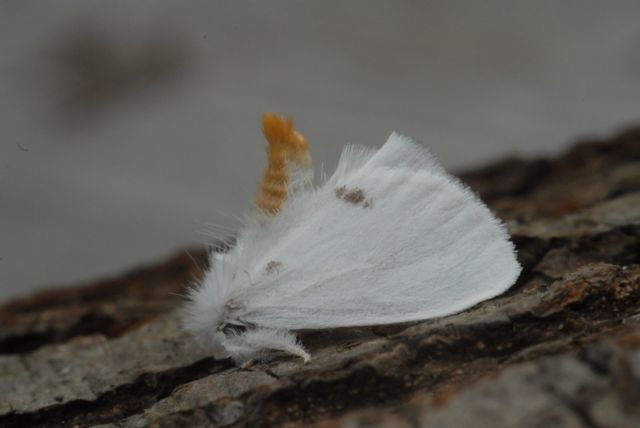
[{"xmin": 1, "ymin": 128, "xmax": 640, "ymax": 428}]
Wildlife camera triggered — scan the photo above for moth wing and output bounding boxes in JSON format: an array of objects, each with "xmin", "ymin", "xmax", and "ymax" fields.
[
  {"xmin": 331, "ymin": 133, "xmax": 445, "ymax": 182},
  {"xmin": 233, "ymin": 137, "xmax": 520, "ymax": 330},
  {"xmin": 331, "ymin": 144, "xmax": 377, "ymax": 178}
]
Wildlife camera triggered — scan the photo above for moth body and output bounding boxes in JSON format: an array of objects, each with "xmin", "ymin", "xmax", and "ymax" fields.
[{"xmin": 183, "ymin": 114, "xmax": 521, "ymax": 365}]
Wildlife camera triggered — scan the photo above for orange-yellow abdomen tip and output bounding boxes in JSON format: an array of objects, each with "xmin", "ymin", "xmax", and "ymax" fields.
[
  {"xmin": 262, "ymin": 114, "xmax": 309, "ymax": 154},
  {"xmin": 262, "ymin": 114, "xmax": 293, "ymax": 147},
  {"xmin": 256, "ymin": 113, "xmax": 311, "ymax": 215}
]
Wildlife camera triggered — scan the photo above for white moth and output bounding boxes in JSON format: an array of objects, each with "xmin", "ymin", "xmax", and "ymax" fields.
[{"xmin": 183, "ymin": 114, "xmax": 521, "ymax": 364}]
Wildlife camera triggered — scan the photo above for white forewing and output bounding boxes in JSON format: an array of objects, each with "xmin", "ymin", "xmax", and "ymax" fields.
[
  {"xmin": 224, "ymin": 133, "xmax": 520, "ymax": 330},
  {"xmin": 352, "ymin": 132, "xmax": 446, "ymax": 176}
]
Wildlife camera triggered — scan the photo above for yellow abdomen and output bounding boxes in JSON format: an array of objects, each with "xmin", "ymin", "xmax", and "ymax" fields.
[{"xmin": 256, "ymin": 113, "xmax": 311, "ymax": 215}]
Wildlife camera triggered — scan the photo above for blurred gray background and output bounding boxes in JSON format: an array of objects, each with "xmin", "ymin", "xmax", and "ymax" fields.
[{"xmin": 2, "ymin": 1, "xmax": 640, "ymax": 301}]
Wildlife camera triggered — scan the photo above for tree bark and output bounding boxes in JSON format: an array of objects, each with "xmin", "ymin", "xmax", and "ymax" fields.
[{"xmin": 1, "ymin": 128, "xmax": 640, "ymax": 427}]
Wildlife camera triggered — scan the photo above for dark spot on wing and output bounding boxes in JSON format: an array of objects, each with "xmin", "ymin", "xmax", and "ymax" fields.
[
  {"xmin": 265, "ymin": 261, "xmax": 283, "ymax": 274},
  {"xmin": 335, "ymin": 186, "xmax": 373, "ymax": 207}
]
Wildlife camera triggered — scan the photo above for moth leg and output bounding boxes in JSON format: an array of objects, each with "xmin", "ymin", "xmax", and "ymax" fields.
[
  {"xmin": 222, "ymin": 328, "xmax": 310, "ymax": 364},
  {"xmin": 220, "ymin": 335, "xmax": 261, "ymax": 366}
]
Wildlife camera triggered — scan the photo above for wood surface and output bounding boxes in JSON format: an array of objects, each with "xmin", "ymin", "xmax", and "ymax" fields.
[{"xmin": 2, "ymin": 128, "xmax": 640, "ymax": 427}]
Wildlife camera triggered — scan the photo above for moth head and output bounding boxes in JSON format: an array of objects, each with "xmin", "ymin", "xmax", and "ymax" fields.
[{"xmin": 182, "ymin": 273, "xmax": 232, "ymax": 359}]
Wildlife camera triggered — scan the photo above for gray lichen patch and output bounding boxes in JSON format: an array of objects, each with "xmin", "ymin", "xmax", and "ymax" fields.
[{"xmin": 335, "ymin": 186, "xmax": 372, "ymax": 207}]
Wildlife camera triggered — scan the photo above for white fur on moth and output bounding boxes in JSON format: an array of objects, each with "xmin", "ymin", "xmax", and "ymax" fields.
[{"xmin": 183, "ymin": 114, "xmax": 521, "ymax": 365}]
